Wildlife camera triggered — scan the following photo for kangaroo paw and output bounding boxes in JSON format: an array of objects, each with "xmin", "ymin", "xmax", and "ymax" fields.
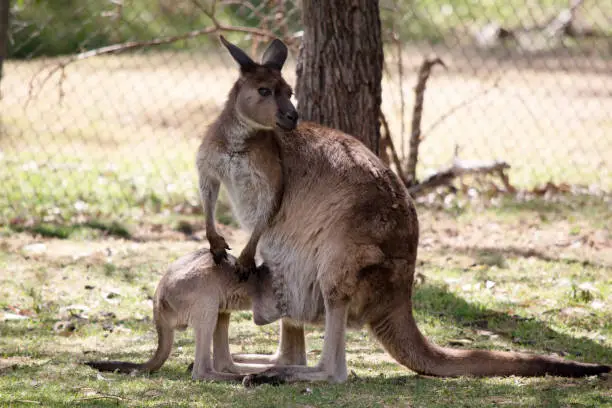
[
  {"xmin": 235, "ymin": 256, "xmax": 257, "ymax": 282},
  {"xmin": 208, "ymin": 235, "xmax": 230, "ymax": 264}
]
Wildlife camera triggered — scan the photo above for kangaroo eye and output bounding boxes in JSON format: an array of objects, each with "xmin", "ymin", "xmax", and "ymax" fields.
[{"xmin": 258, "ymin": 88, "xmax": 272, "ymax": 97}]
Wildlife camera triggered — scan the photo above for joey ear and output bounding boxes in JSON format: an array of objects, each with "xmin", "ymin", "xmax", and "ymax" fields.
[
  {"xmin": 261, "ymin": 39, "xmax": 288, "ymax": 71},
  {"xmin": 220, "ymin": 35, "xmax": 257, "ymax": 73}
]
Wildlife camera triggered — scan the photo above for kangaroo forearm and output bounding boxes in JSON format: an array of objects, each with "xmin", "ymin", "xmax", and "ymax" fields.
[
  {"xmin": 240, "ymin": 219, "xmax": 269, "ymax": 263},
  {"xmin": 240, "ymin": 230, "xmax": 262, "ymax": 261},
  {"xmin": 200, "ymin": 176, "xmax": 221, "ymax": 237},
  {"xmin": 240, "ymin": 201, "xmax": 278, "ymax": 260}
]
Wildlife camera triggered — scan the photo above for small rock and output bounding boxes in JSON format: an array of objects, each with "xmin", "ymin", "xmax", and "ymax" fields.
[
  {"xmin": 105, "ymin": 291, "xmax": 121, "ymax": 299},
  {"xmin": 113, "ymin": 325, "xmax": 132, "ymax": 334},
  {"xmin": 0, "ymin": 363, "xmax": 18, "ymax": 374},
  {"xmin": 3, "ymin": 312, "xmax": 30, "ymax": 321},
  {"xmin": 53, "ymin": 321, "xmax": 76, "ymax": 336},
  {"xmin": 448, "ymin": 338, "xmax": 473, "ymax": 346},
  {"xmin": 512, "ymin": 337, "xmax": 536, "ymax": 345},
  {"xmin": 175, "ymin": 220, "xmax": 195, "ymax": 235},
  {"xmin": 578, "ymin": 282, "xmax": 598, "ymax": 293},
  {"xmin": 22, "ymin": 243, "xmax": 47, "ymax": 254},
  {"xmin": 60, "ymin": 304, "xmax": 90, "ymax": 314}
]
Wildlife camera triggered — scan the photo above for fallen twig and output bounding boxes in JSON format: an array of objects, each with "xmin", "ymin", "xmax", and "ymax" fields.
[
  {"xmin": 73, "ymin": 393, "xmax": 128, "ymax": 405},
  {"xmin": 405, "ymin": 57, "xmax": 446, "ymax": 187},
  {"xmin": 407, "ymin": 158, "xmax": 512, "ymax": 197}
]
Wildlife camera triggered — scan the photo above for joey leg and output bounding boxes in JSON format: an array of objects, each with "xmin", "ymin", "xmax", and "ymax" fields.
[
  {"xmin": 191, "ymin": 311, "xmax": 246, "ymax": 381},
  {"xmin": 212, "ymin": 312, "xmax": 238, "ymax": 373},
  {"xmin": 213, "ymin": 313, "xmax": 269, "ymax": 374},
  {"xmin": 243, "ymin": 302, "xmax": 348, "ymax": 386},
  {"xmin": 191, "ymin": 310, "xmax": 216, "ymax": 380},
  {"xmin": 233, "ymin": 319, "xmax": 306, "ymax": 366}
]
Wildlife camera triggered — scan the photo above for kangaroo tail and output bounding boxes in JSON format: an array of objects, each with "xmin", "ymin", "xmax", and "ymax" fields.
[
  {"xmin": 370, "ymin": 302, "xmax": 610, "ymax": 378},
  {"xmin": 85, "ymin": 321, "xmax": 174, "ymax": 374}
]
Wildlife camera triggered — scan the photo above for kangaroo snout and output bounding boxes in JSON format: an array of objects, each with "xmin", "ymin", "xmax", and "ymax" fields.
[{"xmin": 277, "ymin": 108, "xmax": 298, "ymax": 131}]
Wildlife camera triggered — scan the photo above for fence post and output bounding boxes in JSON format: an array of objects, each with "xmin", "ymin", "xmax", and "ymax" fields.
[{"xmin": 0, "ymin": 0, "xmax": 9, "ymax": 93}]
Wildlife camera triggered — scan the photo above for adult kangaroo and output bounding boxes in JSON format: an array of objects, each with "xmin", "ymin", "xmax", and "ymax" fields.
[{"xmin": 209, "ymin": 38, "xmax": 610, "ymax": 385}]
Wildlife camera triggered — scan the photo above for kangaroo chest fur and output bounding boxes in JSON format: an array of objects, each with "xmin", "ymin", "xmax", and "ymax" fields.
[
  {"xmin": 256, "ymin": 123, "xmax": 418, "ymax": 327},
  {"xmin": 220, "ymin": 131, "xmax": 282, "ymax": 231}
]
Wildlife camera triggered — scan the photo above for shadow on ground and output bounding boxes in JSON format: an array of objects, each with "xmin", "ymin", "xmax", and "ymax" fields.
[
  {"xmin": 440, "ymin": 245, "xmax": 610, "ymax": 269},
  {"xmin": 413, "ymin": 283, "xmax": 611, "ymax": 364}
]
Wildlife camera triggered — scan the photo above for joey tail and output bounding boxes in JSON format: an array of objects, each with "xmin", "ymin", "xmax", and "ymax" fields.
[
  {"xmin": 370, "ymin": 301, "xmax": 610, "ymax": 378},
  {"xmin": 85, "ymin": 322, "xmax": 174, "ymax": 374}
]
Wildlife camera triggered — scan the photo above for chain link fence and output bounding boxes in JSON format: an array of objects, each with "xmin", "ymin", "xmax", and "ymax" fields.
[{"xmin": 1, "ymin": 0, "xmax": 610, "ymax": 225}]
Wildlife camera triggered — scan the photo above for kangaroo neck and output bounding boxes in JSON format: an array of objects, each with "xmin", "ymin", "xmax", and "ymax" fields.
[{"xmin": 219, "ymin": 106, "xmax": 274, "ymax": 152}]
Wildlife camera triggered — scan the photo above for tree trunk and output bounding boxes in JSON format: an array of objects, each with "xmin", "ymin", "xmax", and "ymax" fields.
[
  {"xmin": 296, "ymin": 0, "xmax": 383, "ymax": 153},
  {"xmin": 0, "ymin": 0, "xmax": 9, "ymax": 91}
]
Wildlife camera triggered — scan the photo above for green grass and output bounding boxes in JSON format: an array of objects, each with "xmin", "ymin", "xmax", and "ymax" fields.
[
  {"xmin": 7, "ymin": 220, "xmax": 132, "ymax": 240},
  {"xmin": 0, "ymin": 201, "xmax": 610, "ymax": 407}
]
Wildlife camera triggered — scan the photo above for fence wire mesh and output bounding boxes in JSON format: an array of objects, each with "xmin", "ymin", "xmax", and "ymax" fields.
[{"xmin": 1, "ymin": 0, "xmax": 611, "ymax": 225}]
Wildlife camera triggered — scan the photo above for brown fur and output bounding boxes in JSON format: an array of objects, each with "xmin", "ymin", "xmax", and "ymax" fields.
[
  {"xmin": 84, "ymin": 250, "xmax": 306, "ymax": 381},
  {"xmin": 245, "ymin": 121, "xmax": 611, "ymax": 384},
  {"xmin": 205, "ymin": 39, "xmax": 610, "ymax": 386}
]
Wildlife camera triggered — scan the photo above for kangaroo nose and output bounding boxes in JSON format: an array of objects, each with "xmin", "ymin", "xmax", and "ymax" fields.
[{"xmin": 286, "ymin": 111, "xmax": 298, "ymax": 122}]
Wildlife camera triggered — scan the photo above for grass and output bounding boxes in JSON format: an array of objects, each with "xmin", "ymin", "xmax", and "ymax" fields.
[
  {"xmin": 0, "ymin": 199, "xmax": 610, "ymax": 407},
  {"xmin": 7, "ymin": 220, "xmax": 132, "ymax": 240}
]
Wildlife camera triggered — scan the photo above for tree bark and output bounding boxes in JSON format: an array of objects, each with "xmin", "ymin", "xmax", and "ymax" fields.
[
  {"xmin": 296, "ymin": 0, "xmax": 383, "ymax": 153},
  {"xmin": 0, "ymin": 0, "xmax": 9, "ymax": 90}
]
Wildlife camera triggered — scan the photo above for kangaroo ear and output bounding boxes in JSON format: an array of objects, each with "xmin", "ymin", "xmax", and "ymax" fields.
[
  {"xmin": 220, "ymin": 35, "xmax": 256, "ymax": 73},
  {"xmin": 261, "ymin": 39, "xmax": 288, "ymax": 71}
]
